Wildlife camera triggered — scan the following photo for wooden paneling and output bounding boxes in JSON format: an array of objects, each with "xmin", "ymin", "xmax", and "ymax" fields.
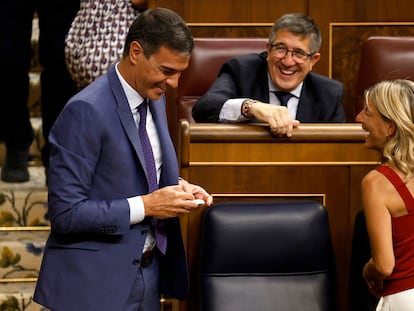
[
  {"xmin": 188, "ymin": 23, "xmax": 272, "ymax": 38},
  {"xmin": 177, "ymin": 121, "xmax": 379, "ymax": 311},
  {"xmin": 302, "ymin": 0, "xmax": 414, "ymax": 81},
  {"xmin": 329, "ymin": 22, "xmax": 414, "ymax": 122},
  {"xmin": 184, "ymin": 0, "xmax": 306, "ymax": 23},
  {"xmin": 152, "ymin": 0, "xmax": 307, "ymax": 22}
]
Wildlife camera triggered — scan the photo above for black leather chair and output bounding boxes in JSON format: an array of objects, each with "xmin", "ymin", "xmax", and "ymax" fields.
[{"xmin": 196, "ymin": 200, "xmax": 337, "ymax": 311}]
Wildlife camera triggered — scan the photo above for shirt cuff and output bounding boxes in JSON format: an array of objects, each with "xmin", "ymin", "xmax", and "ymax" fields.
[
  {"xmin": 127, "ymin": 196, "xmax": 145, "ymax": 224},
  {"xmin": 219, "ymin": 98, "xmax": 248, "ymax": 121}
]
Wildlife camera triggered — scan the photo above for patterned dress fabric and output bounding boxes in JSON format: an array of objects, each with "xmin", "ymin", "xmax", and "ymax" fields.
[{"xmin": 65, "ymin": 0, "xmax": 140, "ymax": 89}]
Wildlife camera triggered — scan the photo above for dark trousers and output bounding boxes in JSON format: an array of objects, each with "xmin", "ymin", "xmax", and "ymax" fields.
[
  {"xmin": 0, "ymin": 0, "xmax": 79, "ymax": 166},
  {"xmin": 349, "ymin": 209, "xmax": 380, "ymax": 311}
]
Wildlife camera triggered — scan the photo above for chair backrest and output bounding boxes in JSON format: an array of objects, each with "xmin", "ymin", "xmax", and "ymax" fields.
[
  {"xmin": 355, "ymin": 36, "xmax": 414, "ymax": 116},
  {"xmin": 197, "ymin": 200, "xmax": 337, "ymax": 311},
  {"xmin": 176, "ymin": 37, "xmax": 268, "ymax": 123}
]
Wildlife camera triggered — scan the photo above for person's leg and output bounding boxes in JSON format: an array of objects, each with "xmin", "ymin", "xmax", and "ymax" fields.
[
  {"xmin": 37, "ymin": 0, "xmax": 79, "ymax": 171},
  {"xmin": 0, "ymin": 0, "xmax": 36, "ymax": 182}
]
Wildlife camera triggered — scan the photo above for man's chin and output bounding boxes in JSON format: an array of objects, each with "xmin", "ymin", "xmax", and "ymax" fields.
[
  {"xmin": 275, "ymin": 76, "xmax": 299, "ymax": 90},
  {"xmin": 148, "ymin": 91, "xmax": 163, "ymax": 101}
]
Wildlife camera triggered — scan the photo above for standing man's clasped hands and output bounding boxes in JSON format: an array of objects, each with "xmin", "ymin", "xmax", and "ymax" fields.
[{"xmin": 142, "ymin": 180, "xmax": 213, "ymax": 219}]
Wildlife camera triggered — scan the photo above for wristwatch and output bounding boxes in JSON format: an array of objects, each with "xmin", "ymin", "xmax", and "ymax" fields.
[{"xmin": 241, "ymin": 99, "xmax": 258, "ymax": 118}]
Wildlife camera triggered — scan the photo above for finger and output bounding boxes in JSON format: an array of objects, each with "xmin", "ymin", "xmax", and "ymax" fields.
[
  {"xmin": 270, "ymin": 124, "xmax": 287, "ymax": 136},
  {"xmin": 285, "ymin": 121, "xmax": 294, "ymax": 137},
  {"xmin": 205, "ymin": 195, "xmax": 213, "ymax": 206}
]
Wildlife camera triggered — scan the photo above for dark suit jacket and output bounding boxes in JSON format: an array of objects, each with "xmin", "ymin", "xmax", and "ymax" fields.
[
  {"xmin": 34, "ymin": 64, "xmax": 188, "ymax": 310},
  {"xmin": 192, "ymin": 52, "xmax": 346, "ymax": 123}
]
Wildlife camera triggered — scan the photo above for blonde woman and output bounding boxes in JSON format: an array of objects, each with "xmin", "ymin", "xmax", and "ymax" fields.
[{"xmin": 356, "ymin": 79, "xmax": 414, "ymax": 310}]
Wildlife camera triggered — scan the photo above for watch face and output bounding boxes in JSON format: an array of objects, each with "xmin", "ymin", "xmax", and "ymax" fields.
[{"xmin": 241, "ymin": 100, "xmax": 256, "ymax": 118}]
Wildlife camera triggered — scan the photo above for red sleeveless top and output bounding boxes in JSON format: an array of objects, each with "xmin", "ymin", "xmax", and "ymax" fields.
[{"xmin": 376, "ymin": 165, "xmax": 414, "ymax": 296}]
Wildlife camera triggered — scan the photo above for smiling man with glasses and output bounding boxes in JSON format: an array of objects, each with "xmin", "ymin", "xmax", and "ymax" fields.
[{"xmin": 192, "ymin": 13, "xmax": 346, "ymax": 137}]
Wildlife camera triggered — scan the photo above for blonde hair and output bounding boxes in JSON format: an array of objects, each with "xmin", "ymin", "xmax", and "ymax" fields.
[{"xmin": 365, "ymin": 79, "xmax": 414, "ymax": 180}]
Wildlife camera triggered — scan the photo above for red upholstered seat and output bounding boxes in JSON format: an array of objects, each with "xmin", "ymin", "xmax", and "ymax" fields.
[{"xmin": 355, "ymin": 36, "xmax": 414, "ymax": 117}]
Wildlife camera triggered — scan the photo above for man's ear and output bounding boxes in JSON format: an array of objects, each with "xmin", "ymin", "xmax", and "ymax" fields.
[
  {"xmin": 129, "ymin": 41, "xmax": 144, "ymax": 63},
  {"xmin": 309, "ymin": 52, "xmax": 321, "ymax": 71}
]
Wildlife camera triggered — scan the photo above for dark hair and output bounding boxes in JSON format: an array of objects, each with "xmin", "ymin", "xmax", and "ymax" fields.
[
  {"xmin": 270, "ymin": 13, "xmax": 322, "ymax": 53},
  {"xmin": 123, "ymin": 7, "xmax": 194, "ymax": 58}
]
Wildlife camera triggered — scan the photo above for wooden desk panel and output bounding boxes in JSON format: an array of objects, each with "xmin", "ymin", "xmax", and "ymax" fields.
[{"xmin": 176, "ymin": 121, "xmax": 379, "ymax": 311}]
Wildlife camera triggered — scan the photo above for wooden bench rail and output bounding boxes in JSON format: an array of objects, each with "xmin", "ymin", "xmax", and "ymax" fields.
[{"xmin": 181, "ymin": 122, "xmax": 369, "ymax": 142}]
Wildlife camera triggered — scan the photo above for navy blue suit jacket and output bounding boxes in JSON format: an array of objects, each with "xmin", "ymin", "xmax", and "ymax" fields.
[
  {"xmin": 192, "ymin": 52, "xmax": 346, "ymax": 123},
  {"xmin": 34, "ymin": 64, "xmax": 188, "ymax": 310}
]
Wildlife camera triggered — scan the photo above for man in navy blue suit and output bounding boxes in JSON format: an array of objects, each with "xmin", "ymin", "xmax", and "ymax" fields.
[
  {"xmin": 34, "ymin": 8, "xmax": 212, "ymax": 311},
  {"xmin": 192, "ymin": 13, "xmax": 346, "ymax": 137}
]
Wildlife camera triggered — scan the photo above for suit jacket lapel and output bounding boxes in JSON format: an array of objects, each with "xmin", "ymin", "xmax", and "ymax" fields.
[{"xmin": 107, "ymin": 65, "xmax": 148, "ymax": 176}]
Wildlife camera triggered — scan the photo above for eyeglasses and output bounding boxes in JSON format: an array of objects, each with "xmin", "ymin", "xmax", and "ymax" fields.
[{"xmin": 270, "ymin": 44, "xmax": 315, "ymax": 63}]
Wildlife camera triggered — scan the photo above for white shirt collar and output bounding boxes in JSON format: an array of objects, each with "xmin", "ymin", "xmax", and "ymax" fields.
[
  {"xmin": 267, "ymin": 72, "xmax": 303, "ymax": 98},
  {"xmin": 115, "ymin": 62, "xmax": 145, "ymax": 111}
]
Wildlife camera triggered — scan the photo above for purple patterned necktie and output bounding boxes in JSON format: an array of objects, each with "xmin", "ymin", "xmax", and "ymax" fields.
[
  {"xmin": 138, "ymin": 101, "xmax": 167, "ymax": 255},
  {"xmin": 274, "ymin": 91, "xmax": 294, "ymax": 107}
]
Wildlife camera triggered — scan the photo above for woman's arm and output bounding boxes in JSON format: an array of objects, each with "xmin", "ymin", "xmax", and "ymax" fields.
[{"xmin": 361, "ymin": 170, "xmax": 395, "ymax": 296}]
